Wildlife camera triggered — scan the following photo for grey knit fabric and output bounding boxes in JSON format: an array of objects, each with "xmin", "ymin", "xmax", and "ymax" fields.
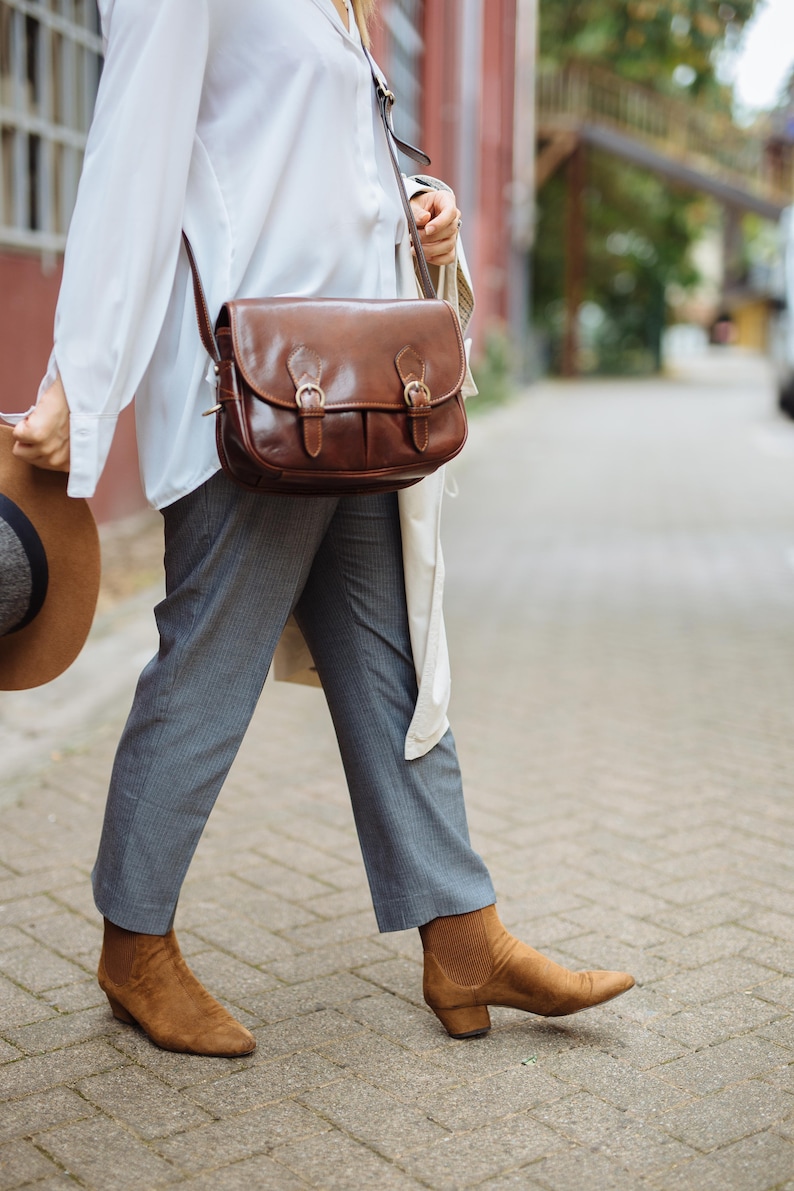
[{"xmin": 0, "ymin": 519, "xmax": 32, "ymax": 635}]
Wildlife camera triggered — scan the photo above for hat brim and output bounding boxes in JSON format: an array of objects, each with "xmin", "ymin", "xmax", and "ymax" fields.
[{"xmin": 0, "ymin": 426, "xmax": 100, "ymax": 690}]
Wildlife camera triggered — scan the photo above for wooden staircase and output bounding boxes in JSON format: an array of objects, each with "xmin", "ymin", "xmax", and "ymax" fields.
[{"xmin": 536, "ymin": 62, "xmax": 793, "ymax": 219}]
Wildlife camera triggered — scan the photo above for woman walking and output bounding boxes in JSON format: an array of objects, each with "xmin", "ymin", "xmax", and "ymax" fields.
[{"xmin": 13, "ymin": 0, "xmax": 634, "ymax": 1055}]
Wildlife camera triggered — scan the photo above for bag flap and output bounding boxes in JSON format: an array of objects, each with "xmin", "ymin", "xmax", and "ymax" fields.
[{"xmin": 221, "ymin": 297, "xmax": 467, "ymax": 410}]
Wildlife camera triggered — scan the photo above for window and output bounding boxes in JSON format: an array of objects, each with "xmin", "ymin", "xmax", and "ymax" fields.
[
  {"xmin": 0, "ymin": 0, "xmax": 101, "ymax": 252},
  {"xmin": 383, "ymin": 0, "xmax": 424, "ymax": 155}
]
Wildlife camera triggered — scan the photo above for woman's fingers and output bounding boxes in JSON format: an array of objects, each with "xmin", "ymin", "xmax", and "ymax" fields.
[
  {"xmin": 12, "ymin": 378, "xmax": 71, "ymax": 472},
  {"xmin": 409, "ymin": 189, "xmax": 461, "ymax": 267}
]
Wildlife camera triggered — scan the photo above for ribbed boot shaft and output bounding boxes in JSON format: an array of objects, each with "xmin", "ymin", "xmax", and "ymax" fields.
[
  {"xmin": 102, "ymin": 919, "xmax": 137, "ymax": 985},
  {"xmin": 419, "ymin": 908, "xmax": 493, "ymax": 987}
]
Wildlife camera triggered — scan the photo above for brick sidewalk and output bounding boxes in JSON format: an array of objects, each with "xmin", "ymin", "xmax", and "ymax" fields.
[{"xmin": 1, "ymin": 349, "xmax": 793, "ymax": 1189}]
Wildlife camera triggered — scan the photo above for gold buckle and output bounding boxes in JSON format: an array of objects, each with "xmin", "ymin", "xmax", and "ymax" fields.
[
  {"xmin": 404, "ymin": 381, "xmax": 431, "ymax": 406},
  {"xmin": 295, "ymin": 382, "xmax": 326, "ymax": 409}
]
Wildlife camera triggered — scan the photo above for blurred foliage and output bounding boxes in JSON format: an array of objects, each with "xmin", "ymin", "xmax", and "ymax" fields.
[
  {"xmin": 534, "ymin": 0, "xmax": 755, "ymax": 375},
  {"xmin": 539, "ymin": 0, "xmax": 753, "ymax": 104},
  {"xmin": 469, "ymin": 325, "xmax": 514, "ymax": 412}
]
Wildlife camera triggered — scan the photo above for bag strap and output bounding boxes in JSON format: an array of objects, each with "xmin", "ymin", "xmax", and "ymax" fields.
[
  {"xmin": 184, "ymin": 56, "xmax": 438, "ymax": 365},
  {"xmin": 362, "ymin": 48, "xmax": 437, "ymax": 302}
]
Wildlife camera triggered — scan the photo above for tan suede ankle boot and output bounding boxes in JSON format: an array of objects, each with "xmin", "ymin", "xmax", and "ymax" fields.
[
  {"xmin": 98, "ymin": 919, "xmax": 256, "ymax": 1057},
  {"xmin": 420, "ymin": 905, "xmax": 635, "ymax": 1038}
]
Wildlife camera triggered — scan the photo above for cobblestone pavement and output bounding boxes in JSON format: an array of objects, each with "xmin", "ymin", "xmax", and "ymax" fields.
[{"xmin": 2, "ymin": 349, "xmax": 794, "ymax": 1190}]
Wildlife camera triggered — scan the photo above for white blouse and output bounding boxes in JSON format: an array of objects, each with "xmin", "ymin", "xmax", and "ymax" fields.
[
  {"xmin": 36, "ymin": 0, "xmax": 478, "ymax": 761},
  {"xmin": 44, "ymin": 0, "xmax": 410, "ymax": 508}
]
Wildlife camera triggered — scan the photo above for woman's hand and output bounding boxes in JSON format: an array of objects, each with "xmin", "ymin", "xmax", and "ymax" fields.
[
  {"xmin": 12, "ymin": 376, "xmax": 71, "ymax": 472},
  {"xmin": 410, "ymin": 189, "xmax": 461, "ymax": 267}
]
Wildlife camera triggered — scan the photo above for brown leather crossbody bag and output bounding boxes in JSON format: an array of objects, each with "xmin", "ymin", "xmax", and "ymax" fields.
[{"xmin": 184, "ymin": 58, "xmax": 468, "ymax": 496}]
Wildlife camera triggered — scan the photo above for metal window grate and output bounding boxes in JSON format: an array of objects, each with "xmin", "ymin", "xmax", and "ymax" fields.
[{"xmin": 0, "ymin": 0, "xmax": 101, "ymax": 252}]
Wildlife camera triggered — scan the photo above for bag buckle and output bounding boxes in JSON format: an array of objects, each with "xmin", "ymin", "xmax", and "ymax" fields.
[
  {"xmin": 404, "ymin": 380, "xmax": 431, "ymax": 407},
  {"xmin": 295, "ymin": 383, "xmax": 326, "ymax": 409}
]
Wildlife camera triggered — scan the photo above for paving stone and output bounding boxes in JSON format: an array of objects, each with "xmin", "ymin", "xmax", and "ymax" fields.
[
  {"xmin": 527, "ymin": 1144, "xmax": 657, "ymax": 1190},
  {"xmin": 103, "ymin": 1028, "xmax": 261, "ymax": 1091},
  {"xmin": 0, "ymin": 1139, "xmax": 62, "ymax": 1189},
  {"xmin": 299, "ymin": 1076, "xmax": 448, "ymax": 1159},
  {"xmin": 658, "ymin": 1035, "xmax": 790, "ymax": 1094},
  {"xmin": 0, "ymin": 976, "xmax": 56, "ymax": 1030},
  {"xmin": 250, "ymin": 1008, "xmax": 366, "ymax": 1059},
  {"xmin": 532, "ymin": 1091, "xmax": 697, "ymax": 1175},
  {"xmin": 317, "ymin": 1033, "xmax": 460, "ymax": 1101},
  {"xmin": 649, "ymin": 925, "xmax": 760, "ymax": 968},
  {"xmin": 39, "ymin": 979, "xmax": 105, "ymax": 1014},
  {"xmin": 397, "ymin": 1114, "xmax": 564, "ymax": 1189},
  {"xmin": 36, "ymin": 1117, "xmax": 180, "ymax": 1189},
  {"xmin": 654, "ymin": 992, "xmax": 784, "ymax": 1049},
  {"xmin": 560, "ymin": 906, "xmax": 676, "ymax": 950},
  {"xmin": 0, "ymin": 1042, "xmax": 126, "ymax": 1101},
  {"xmin": 186, "ymin": 919, "xmax": 297, "ymax": 966},
  {"xmin": 227, "ymin": 858, "xmax": 336, "ymax": 903},
  {"xmin": 652, "ymin": 895, "xmax": 756, "ymax": 937},
  {"xmin": 656, "ymin": 1129, "xmax": 794, "ymax": 1191},
  {"xmin": 155, "ymin": 1102, "xmax": 329, "ymax": 1174},
  {"xmin": 4, "ymin": 1006, "xmax": 119, "ymax": 1055},
  {"xmin": 419, "ymin": 1067, "xmax": 568, "ymax": 1131},
  {"xmin": 0, "ymin": 1087, "xmax": 96, "ymax": 1143},
  {"xmin": 185, "ymin": 1052, "xmax": 344, "ymax": 1116},
  {"xmin": 657, "ymin": 1081, "xmax": 794, "ymax": 1152},
  {"xmin": 648, "ymin": 957, "xmax": 779, "ymax": 1007},
  {"xmin": 478, "ymin": 1173, "xmax": 547, "ymax": 1190},
  {"xmin": 77, "ymin": 1066, "xmax": 212, "ymax": 1139},
  {"xmin": 20, "ymin": 912, "xmax": 102, "ymax": 964},
  {"xmin": 0, "ymin": 927, "xmax": 30, "ymax": 954},
  {"xmin": 344, "ymin": 990, "xmax": 451, "ymax": 1052},
  {"xmin": 588, "ymin": 1017, "xmax": 690, "ymax": 1070},
  {"xmin": 543, "ymin": 1049, "xmax": 687, "ymax": 1114},
  {"xmin": 184, "ymin": 950, "xmax": 280, "ymax": 1004},
  {"xmin": 180, "ymin": 1152, "xmax": 312, "ymax": 1190},
  {"xmin": 281, "ymin": 912, "xmax": 381, "ymax": 951},
  {"xmin": 0, "ymin": 944, "xmax": 89, "ymax": 994},
  {"xmin": 274, "ymin": 1129, "xmax": 427, "ymax": 1189},
  {"xmin": 265, "ymin": 938, "xmax": 394, "ymax": 985},
  {"xmin": 556, "ymin": 933, "xmax": 674, "ymax": 985},
  {"xmin": 247, "ymin": 974, "xmax": 376, "ymax": 1024}
]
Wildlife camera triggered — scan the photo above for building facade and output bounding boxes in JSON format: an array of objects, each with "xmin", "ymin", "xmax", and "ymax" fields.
[{"xmin": 2, "ymin": 0, "xmax": 527, "ymax": 520}]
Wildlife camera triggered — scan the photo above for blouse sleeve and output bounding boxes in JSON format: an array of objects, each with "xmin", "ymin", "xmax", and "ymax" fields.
[{"xmin": 48, "ymin": 0, "xmax": 210, "ymax": 498}]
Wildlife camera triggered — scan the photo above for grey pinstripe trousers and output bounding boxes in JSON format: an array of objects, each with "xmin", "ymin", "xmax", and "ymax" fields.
[{"xmin": 92, "ymin": 472, "xmax": 495, "ymax": 935}]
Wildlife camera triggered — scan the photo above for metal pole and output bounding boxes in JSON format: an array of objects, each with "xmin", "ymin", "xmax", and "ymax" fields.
[{"xmin": 562, "ymin": 139, "xmax": 585, "ymax": 378}]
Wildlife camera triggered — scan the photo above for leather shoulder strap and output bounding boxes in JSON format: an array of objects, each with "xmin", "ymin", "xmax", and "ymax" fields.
[{"xmin": 363, "ymin": 49, "xmax": 437, "ymax": 301}]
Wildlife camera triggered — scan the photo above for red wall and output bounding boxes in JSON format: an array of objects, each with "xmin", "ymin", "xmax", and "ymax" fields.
[
  {"xmin": 0, "ymin": 251, "xmax": 146, "ymax": 524},
  {"xmin": 377, "ymin": 1, "xmax": 518, "ymax": 348}
]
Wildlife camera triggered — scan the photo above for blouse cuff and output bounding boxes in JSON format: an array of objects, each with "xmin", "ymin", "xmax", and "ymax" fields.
[{"xmin": 67, "ymin": 412, "xmax": 119, "ymax": 499}]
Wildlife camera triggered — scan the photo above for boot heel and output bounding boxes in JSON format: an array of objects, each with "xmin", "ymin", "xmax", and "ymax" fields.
[
  {"xmin": 105, "ymin": 994, "xmax": 136, "ymax": 1026},
  {"xmin": 432, "ymin": 1004, "xmax": 491, "ymax": 1039}
]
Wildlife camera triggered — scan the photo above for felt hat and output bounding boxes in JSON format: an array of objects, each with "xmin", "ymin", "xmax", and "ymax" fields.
[{"xmin": 0, "ymin": 425, "xmax": 100, "ymax": 690}]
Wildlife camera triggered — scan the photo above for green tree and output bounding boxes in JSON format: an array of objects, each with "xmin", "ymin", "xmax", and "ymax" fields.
[{"xmin": 534, "ymin": 0, "xmax": 755, "ymax": 375}]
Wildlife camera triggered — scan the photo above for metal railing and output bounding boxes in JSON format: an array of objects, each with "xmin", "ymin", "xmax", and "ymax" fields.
[{"xmin": 537, "ymin": 62, "xmax": 794, "ymax": 210}]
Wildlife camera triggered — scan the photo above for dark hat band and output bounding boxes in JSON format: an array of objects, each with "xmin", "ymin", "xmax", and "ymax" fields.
[{"xmin": 0, "ymin": 492, "xmax": 49, "ymax": 635}]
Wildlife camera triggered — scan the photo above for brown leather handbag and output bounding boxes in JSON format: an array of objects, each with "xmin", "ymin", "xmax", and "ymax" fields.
[{"xmin": 185, "ymin": 59, "xmax": 468, "ymax": 496}]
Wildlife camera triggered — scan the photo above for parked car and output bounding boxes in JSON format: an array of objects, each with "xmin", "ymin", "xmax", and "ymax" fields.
[{"xmin": 771, "ymin": 206, "xmax": 794, "ymax": 418}]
